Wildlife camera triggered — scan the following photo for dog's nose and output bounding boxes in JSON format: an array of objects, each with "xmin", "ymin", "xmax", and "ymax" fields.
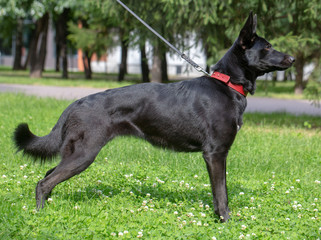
[{"xmin": 288, "ymin": 56, "xmax": 295, "ymax": 63}]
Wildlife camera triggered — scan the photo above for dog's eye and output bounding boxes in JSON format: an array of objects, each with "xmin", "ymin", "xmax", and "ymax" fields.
[{"xmin": 265, "ymin": 44, "xmax": 272, "ymax": 50}]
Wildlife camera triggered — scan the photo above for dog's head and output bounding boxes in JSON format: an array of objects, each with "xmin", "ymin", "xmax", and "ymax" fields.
[{"xmin": 238, "ymin": 12, "xmax": 295, "ymax": 75}]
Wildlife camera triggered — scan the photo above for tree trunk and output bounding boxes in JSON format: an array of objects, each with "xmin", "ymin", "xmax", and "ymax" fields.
[
  {"xmin": 294, "ymin": 52, "xmax": 304, "ymax": 95},
  {"xmin": 55, "ymin": 8, "xmax": 70, "ymax": 78},
  {"xmin": 13, "ymin": 18, "xmax": 24, "ymax": 70},
  {"xmin": 151, "ymin": 47, "xmax": 162, "ymax": 83},
  {"xmin": 22, "ymin": 27, "xmax": 35, "ymax": 70},
  {"xmin": 140, "ymin": 43, "xmax": 149, "ymax": 82},
  {"xmin": 55, "ymin": 41, "xmax": 61, "ymax": 72},
  {"xmin": 161, "ymin": 51, "xmax": 168, "ymax": 82},
  {"xmin": 118, "ymin": 37, "xmax": 128, "ymax": 82},
  {"xmin": 82, "ymin": 50, "xmax": 92, "ymax": 79},
  {"xmin": 30, "ymin": 13, "xmax": 49, "ymax": 78}
]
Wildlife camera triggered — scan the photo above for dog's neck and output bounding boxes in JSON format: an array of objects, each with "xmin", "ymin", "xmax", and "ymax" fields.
[{"xmin": 212, "ymin": 43, "xmax": 258, "ymax": 95}]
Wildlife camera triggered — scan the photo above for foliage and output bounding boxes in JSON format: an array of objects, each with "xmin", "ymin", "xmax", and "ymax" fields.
[
  {"xmin": 0, "ymin": 0, "xmax": 321, "ymax": 92},
  {"xmin": 0, "ymin": 94, "xmax": 321, "ymax": 239}
]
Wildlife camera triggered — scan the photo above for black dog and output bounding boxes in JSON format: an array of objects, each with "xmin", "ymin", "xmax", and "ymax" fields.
[{"xmin": 13, "ymin": 13, "xmax": 294, "ymax": 222}]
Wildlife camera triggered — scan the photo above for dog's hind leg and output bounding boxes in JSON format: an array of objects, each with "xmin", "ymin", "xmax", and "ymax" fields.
[
  {"xmin": 203, "ymin": 149, "xmax": 231, "ymax": 222},
  {"xmin": 44, "ymin": 167, "xmax": 56, "ymax": 177},
  {"xmin": 35, "ymin": 132, "xmax": 107, "ymax": 209},
  {"xmin": 42, "ymin": 167, "xmax": 57, "ymax": 199}
]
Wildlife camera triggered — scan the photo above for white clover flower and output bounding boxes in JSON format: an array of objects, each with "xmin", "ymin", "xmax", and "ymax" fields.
[
  {"xmin": 314, "ymin": 209, "xmax": 318, "ymax": 212},
  {"xmin": 197, "ymin": 221, "xmax": 202, "ymax": 226},
  {"xmin": 205, "ymin": 204, "xmax": 210, "ymax": 210},
  {"xmin": 74, "ymin": 206, "xmax": 80, "ymax": 210},
  {"xmin": 251, "ymin": 215, "xmax": 256, "ymax": 220},
  {"xmin": 204, "ymin": 223, "xmax": 209, "ymax": 226},
  {"xmin": 212, "ymin": 236, "xmax": 217, "ymax": 240},
  {"xmin": 96, "ymin": 190, "xmax": 102, "ymax": 195},
  {"xmin": 2, "ymin": 175, "xmax": 6, "ymax": 178},
  {"xmin": 315, "ymin": 198, "xmax": 318, "ymax": 202},
  {"xmin": 241, "ymin": 225, "xmax": 247, "ymax": 230},
  {"xmin": 22, "ymin": 206, "xmax": 27, "ymax": 211},
  {"xmin": 97, "ymin": 180, "xmax": 102, "ymax": 184},
  {"xmin": 182, "ymin": 220, "xmax": 187, "ymax": 225},
  {"xmin": 239, "ymin": 192, "xmax": 244, "ymax": 195},
  {"xmin": 111, "ymin": 232, "xmax": 116, "ymax": 237},
  {"xmin": 296, "ymin": 179, "xmax": 300, "ymax": 183},
  {"xmin": 315, "ymin": 180, "xmax": 320, "ymax": 184},
  {"xmin": 118, "ymin": 232, "xmax": 123, "ymax": 237},
  {"xmin": 146, "ymin": 193, "xmax": 151, "ymax": 197},
  {"xmin": 194, "ymin": 175, "xmax": 198, "ymax": 178},
  {"xmin": 285, "ymin": 190, "xmax": 290, "ymax": 194},
  {"xmin": 174, "ymin": 211, "xmax": 178, "ymax": 215},
  {"xmin": 156, "ymin": 177, "xmax": 164, "ymax": 184},
  {"xmin": 239, "ymin": 234, "xmax": 245, "ymax": 239},
  {"xmin": 286, "ymin": 218, "xmax": 290, "ymax": 221},
  {"xmin": 47, "ymin": 198, "xmax": 53, "ymax": 203},
  {"xmin": 200, "ymin": 212, "xmax": 206, "ymax": 217},
  {"xmin": 187, "ymin": 212, "xmax": 194, "ymax": 217},
  {"xmin": 124, "ymin": 230, "xmax": 128, "ymax": 234}
]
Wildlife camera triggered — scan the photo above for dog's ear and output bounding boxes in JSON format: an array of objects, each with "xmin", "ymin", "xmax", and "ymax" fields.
[{"xmin": 238, "ymin": 12, "xmax": 257, "ymax": 49}]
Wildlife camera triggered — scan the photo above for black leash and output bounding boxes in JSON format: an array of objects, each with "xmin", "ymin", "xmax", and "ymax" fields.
[{"xmin": 115, "ymin": 0, "xmax": 210, "ymax": 76}]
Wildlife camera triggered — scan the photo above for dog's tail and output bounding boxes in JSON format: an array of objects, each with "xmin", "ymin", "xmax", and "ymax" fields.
[{"xmin": 13, "ymin": 123, "xmax": 61, "ymax": 162}]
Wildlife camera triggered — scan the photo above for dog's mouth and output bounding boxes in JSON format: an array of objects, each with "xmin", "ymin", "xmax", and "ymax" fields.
[{"xmin": 280, "ymin": 55, "xmax": 295, "ymax": 68}]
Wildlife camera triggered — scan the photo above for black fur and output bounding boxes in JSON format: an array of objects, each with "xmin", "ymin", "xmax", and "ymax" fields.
[{"xmin": 13, "ymin": 13, "xmax": 294, "ymax": 222}]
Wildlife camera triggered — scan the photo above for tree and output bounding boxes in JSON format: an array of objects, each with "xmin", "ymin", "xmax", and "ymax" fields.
[
  {"xmin": 29, "ymin": 12, "xmax": 49, "ymax": 78},
  {"xmin": 54, "ymin": 8, "xmax": 70, "ymax": 79}
]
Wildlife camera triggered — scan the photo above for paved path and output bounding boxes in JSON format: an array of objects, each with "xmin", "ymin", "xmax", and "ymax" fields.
[{"xmin": 1, "ymin": 83, "xmax": 320, "ymax": 116}]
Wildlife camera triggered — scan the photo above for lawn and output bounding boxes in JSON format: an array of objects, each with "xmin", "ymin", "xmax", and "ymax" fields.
[{"xmin": 0, "ymin": 93, "xmax": 320, "ymax": 239}]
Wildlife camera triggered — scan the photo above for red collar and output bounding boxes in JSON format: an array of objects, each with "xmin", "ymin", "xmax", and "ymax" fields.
[{"xmin": 211, "ymin": 71, "xmax": 248, "ymax": 97}]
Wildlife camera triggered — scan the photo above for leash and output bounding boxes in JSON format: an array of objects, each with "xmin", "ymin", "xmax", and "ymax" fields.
[{"xmin": 115, "ymin": 0, "xmax": 210, "ymax": 76}]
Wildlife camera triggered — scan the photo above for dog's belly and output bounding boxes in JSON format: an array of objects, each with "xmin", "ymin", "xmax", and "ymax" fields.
[{"xmin": 143, "ymin": 132, "xmax": 203, "ymax": 152}]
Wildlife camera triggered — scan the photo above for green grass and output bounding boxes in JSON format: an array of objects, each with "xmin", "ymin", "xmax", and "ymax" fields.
[
  {"xmin": 0, "ymin": 93, "xmax": 321, "ymax": 239},
  {"xmin": 0, "ymin": 67, "xmax": 136, "ymax": 89}
]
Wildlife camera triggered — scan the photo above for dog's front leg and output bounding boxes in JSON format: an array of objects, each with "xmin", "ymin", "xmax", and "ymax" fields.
[{"xmin": 203, "ymin": 151, "xmax": 230, "ymax": 222}]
